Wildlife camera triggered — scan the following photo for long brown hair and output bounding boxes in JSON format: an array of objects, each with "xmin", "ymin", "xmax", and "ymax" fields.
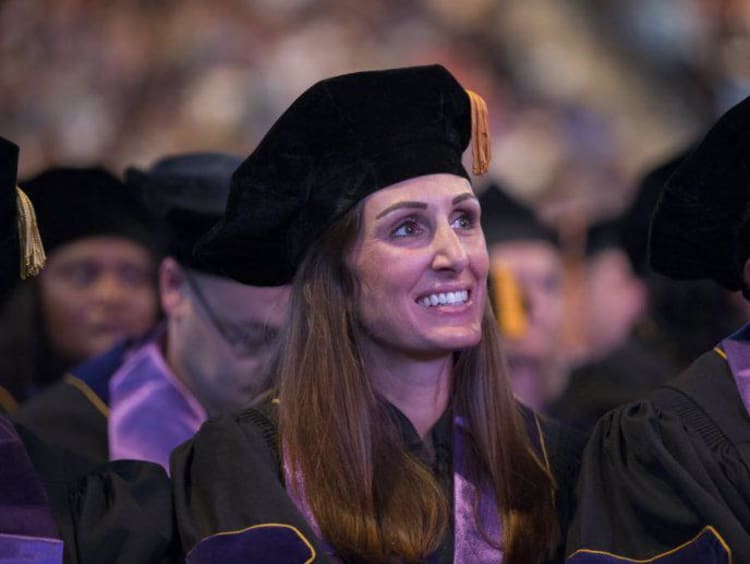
[{"xmin": 276, "ymin": 204, "xmax": 559, "ymax": 562}]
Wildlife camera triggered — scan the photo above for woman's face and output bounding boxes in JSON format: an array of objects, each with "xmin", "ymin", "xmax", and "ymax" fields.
[
  {"xmin": 348, "ymin": 173, "xmax": 489, "ymax": 357},
  {"xmin": 39, "ymin": 236, "xmax": 158, "ymax": 363}
]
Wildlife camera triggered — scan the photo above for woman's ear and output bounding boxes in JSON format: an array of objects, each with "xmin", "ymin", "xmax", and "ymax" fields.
[{"xmin": 159, "ymin": 257, "xmax": 188, "ymax": 315}]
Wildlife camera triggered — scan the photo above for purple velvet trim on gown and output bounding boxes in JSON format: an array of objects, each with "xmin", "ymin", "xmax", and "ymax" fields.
[
  {"xmin": 0, "ymin": 534, "xmax": 63, "ymax": 564},
  {"xmin": 0, "ymin": 416, "xmax": 63, "ymax": 562},
  {"xmin": 108, "ymin": 338, "xmax": 206, "ymax": 472},
  {"xmin": 453, "ymin": 417, "xmax": 503, "ymax": 563},
  {"xmin": 567, "ymin": 527, "xmax": 730, "ymax": 563},
  {"xmin": 186, "ymin": 524, "xmax": 315, "ymax": 564},
  {"xmin": 283, "ymin": 415, "xmax": 503, "ymax": 562},
  {"xmin": 721, "ymin": 324, "xmax": 750, "ymax": 417}
]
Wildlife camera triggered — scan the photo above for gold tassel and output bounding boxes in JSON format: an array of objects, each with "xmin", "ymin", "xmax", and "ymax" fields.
[
  {"xmin": 492, "ymin": 264, "xmax": 527, "ymax": 339},
  {"xmin": 16, "ymin": 187, "xmax": 46, "ymax": 279},
  {"xmin": 465, "ymin": 89, "xmax": 491, "ymax": 175}
]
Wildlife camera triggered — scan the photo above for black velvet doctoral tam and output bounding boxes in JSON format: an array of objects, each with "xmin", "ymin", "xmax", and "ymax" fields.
[
  {"xmin": 20, "ymin": 166, "xmax": 157, "ymax": 256},
  {"xmin": 649, "ymin": 95, "xmax": 750, "ymax": 291},
  {"xmin": 126, "ymin": 152, "xmax": 242, "ymax": 275},
  {"xmin": 0, "ymin": 137, "xmax": 20, "ymax": 288},
  {"xmin": 196, "ymin": 64, "xmax": 475, "ymax": 286}
]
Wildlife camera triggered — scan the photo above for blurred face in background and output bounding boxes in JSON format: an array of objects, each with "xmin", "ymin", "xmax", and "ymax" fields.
[
  {"xmin": 584, "ymin": 248, "xmax": 646, "ymax": 359},
  {"xmin": 490, "ymin": 240, "xmax": 564, "ymax": 360},
  {"xmin": 489, "ymin": 240, "xmax": 564, "ymax": 410},
  {"xmin": 39, "ymin": 236, "xmax": 158, "ymax": 363},
  {"xmin": 161, "ymin": 261, "xmax": 291, "ymax": 416}
]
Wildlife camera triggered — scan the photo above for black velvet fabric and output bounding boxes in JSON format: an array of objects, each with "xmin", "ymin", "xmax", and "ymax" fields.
[
  {"xmin": 19, "ymin": 166, "xmax": 157, "ymax": 256},
  {"xmin": 622, "ymin": 148, "xmax": 689, "ymax": 276},
  {"xmin": 196, "ymin": 64, "xmax": 473, "ymax": 286},
  {"xmin": 126, "ymin": 152, "xmax": 242, "ymax": 275},
  {"xmin": 479, "ymin": 182, "xmax": 559, "ymax": 246},
  {"xmin": 649, "ymin": 95, "xmax": 750, "ymax": 290},
  {"xmin": 0, "ymin": 137, "xmax": 20, "ymax": 293}
]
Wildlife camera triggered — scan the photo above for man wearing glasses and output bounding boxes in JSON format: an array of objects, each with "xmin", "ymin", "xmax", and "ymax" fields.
[{"xmin": 14, "ymin": 153, "xmax": 291, "ymax": 471}]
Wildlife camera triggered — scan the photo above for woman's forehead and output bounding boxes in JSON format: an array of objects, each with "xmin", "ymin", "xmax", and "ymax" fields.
[{"xmin": 364, "ymin": 174, "xmax": 474, "ymax": 210}]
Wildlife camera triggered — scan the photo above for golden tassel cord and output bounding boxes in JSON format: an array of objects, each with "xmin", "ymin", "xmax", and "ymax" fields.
[
  {"xmin": 16, "ymin": 187, "xmax": 46, "ymax": 279},
  {"xmin": 492, "ymin": 264, "xmax": 528, "ymax": 339},
  {"xmin": 465, "ymin": 89, "xmax": 491, "ymax": 175}
]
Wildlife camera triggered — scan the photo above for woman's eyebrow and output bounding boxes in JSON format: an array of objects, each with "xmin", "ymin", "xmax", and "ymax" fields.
[
  {"xmin": 453, "ymin": 193, "xmax": 476, "ymax": 204},
  {"xmin": 376, "ymin": 201, "xmax": 427, "ymax": 219}
]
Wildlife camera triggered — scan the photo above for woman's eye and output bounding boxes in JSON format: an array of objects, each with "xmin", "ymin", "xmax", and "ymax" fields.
[
  {"xmin": 451, "ymin": 212, "xmax": 476, "ymax": 230},
  {"xmin": 392, "ymin": 220, "xmax": 421, "ymax": 238}
]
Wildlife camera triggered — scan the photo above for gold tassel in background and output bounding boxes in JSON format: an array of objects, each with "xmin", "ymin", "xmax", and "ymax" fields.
[
  {"xmin": 465, "ymin": 89, "xmax": 491, "ymax": 176},
  {"xmin": 492, "ymin": 264, "xmax": 528, "ymax": 339},
  {"xmin": 16, "ymin": 187, "xmax": 45, "ymax": 279}
]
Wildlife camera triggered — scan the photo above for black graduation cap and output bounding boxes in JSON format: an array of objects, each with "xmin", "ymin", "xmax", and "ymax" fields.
[
  {"xmin": 196, "ymin": 64, "xmax": 490, "ymax": 286},
  {"xmin": 479, "ymin": 182, "xmax": 558, "ymax": 247},
  {"xmin": 0, "ymin": 137, "xmax": 44, "ymax": 290},
  {"xmin": 621, "ymin": 148, "xmax": 689, "ymax": 276},
  {"xmin": 0, "ymin": 137, "xmax": 21, "ymax": 293},
  {"xmin": 649, "ymin": 95, "xmax": 750, "ymax": 291},
  {"xmin": 20, "ymin": 166, "xmax": 157, "ymax": 257},
  {"xmin": 125, "ymin": 152, "xmax": 242, "ymax": 274}
]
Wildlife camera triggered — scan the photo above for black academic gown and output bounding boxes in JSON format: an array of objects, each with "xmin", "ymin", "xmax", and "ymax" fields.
[
  {"xmin": 170, "ymin": 401, "xmax": 584, "ymax": 563},
  {"xmin": 6, "ymin": 417, "xmax": 177, "ymax": 563},
  {"xmin": 13, "ymin": 339, "xmax": 129, "ymax": 461},
  {"xmin": 548, "ymin": 337, "xmax": 676, "ymax": 433},
  {"xmin": 567, "ymin": 349, "xmax": 750, "ymax": 562}
]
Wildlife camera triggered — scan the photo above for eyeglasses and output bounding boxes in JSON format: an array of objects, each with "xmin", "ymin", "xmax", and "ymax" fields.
[{"xmin": 184, "ymin": 271, "xmax": 279, "ymax": 357}]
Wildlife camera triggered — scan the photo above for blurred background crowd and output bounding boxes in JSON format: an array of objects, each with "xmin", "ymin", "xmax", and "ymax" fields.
[
  {"xmin": 4, "ymin": 0, "xmax": 749, "ymax": 201},
  {"xmin": 2, "ymin": 0, "xmax": 750, "ymax": 428}
]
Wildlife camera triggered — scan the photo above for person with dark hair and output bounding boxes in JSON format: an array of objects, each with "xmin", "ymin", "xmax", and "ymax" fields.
[
  {"xmin": 0, "ymin": 166, "xmax": 162, "ymax": 409},
  {"xmin": 567, "ymin": 96, "xmax": 750, "ymax": 561},
  {"xmin": 0, "ymin": 136, "xmax": 177, "ymax": 563},
  {"xmin": 171, "ymin": 65, "xmax": 584, "ymax": 564},
  {"xmin": 547, "ymin": 217, "xmax": 670, "ymax": 432},
  {"xmin": 551, "ymin": 147, "xmax": 749, "ymax": 432},
  {"xmin": 14, "ymin": 153, "xmax": 290, "ymax": 469},
  {"xmin": 479, "ymin": 182, "xmax": 567, "ymax": 411}
]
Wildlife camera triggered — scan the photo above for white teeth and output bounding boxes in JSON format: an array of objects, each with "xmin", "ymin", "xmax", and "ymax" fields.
[{"xmin": 419, "ymin": 290, "xmax": 469, "ymax": 308}]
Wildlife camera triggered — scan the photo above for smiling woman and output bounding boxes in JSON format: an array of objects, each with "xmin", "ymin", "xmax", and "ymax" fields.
[{"xmin": 170, "ymin": 65, "xmax": 584, "ymax": 564}]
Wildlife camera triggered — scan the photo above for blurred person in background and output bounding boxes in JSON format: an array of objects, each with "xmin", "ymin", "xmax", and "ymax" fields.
[
  {"xmin": 623, "ymin": 147, "xmax": 749, "ymax": 371},
  {"xmin": 0, "ymin": 136, "xmax": 177, "ymax": 564},
  {"xmin": 0, "ymin": 166, "xmax": 161, "ymax": 410},
  {"xmin": 480, "ymin": 182, "xmax": 567, "ymax": 412},
  {"xmin": 548, "ymin": 217, "xmax": 673, "ymax": 431},
  {"xmin": 14, "ymin": 153, "xmax": 291, "ymax": 470},
  {"xmin": 568, "ymin": 95, "xmax": 750, "ymax": 561}
]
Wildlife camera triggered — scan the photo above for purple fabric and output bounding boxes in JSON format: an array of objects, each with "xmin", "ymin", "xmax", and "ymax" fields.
[
  {"xmin": 283, "ymin": 415, "xmax": 503, "ymax": 562},
  {"xmin": 109, "ymin": 336, "xmax": 206, "ymax": 472},
  {"xmin": 566, "ymin": 527, "xmax": 730, "ymax": 563},
  {"xmin": 187, "ymin": 524, "xmax": 315, "ymax": 564},
  {"xmin": 720, "ymin": 325, "xmax": 750, "ymax": 418},
  {"xmin": 0, "ymin": 416, "xmax": 62, "ymax": 562},
  {"xmin": 0, "ymin": 417, "xmax": 59, "ymax": 539},
  {"xmin": 453, "ymin": 417, "xmax": 503, "ymax": 563},
  {"xmin": 0, "ymin": 533, "xmax": 63, "ymax": 564}
]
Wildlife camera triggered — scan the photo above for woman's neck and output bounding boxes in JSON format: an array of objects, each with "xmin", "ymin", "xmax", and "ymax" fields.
[{"xmin": 361, "ymin": 344, "xmax": 453, "ymax": 439}]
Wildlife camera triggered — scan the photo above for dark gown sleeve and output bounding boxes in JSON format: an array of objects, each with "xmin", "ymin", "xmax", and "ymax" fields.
[
  {"xmin": 13, "ymin": 379, "xmax": 109, "ymax": 462},
  {"xmin": 170, "ymin": 409, "xmax": 331, "ymax": 563},
  {"xmin": 566, "ymin": 400, "xmax": 749, "ymax": 562},
  {"xmin": 15, "ymin": 422, "xmax": 178, "ymax": 564}
]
